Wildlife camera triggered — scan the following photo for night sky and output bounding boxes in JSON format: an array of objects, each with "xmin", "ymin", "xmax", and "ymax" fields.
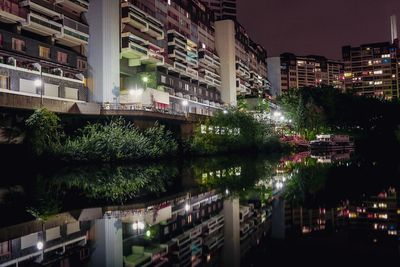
[{"xmin": 237, "ymin": 0, "xmax": 400, "ymax": 60}]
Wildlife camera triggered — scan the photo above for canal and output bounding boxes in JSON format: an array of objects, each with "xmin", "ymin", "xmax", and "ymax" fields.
[{"xmin": 0, "ymin": 148, "xmax": 399, "ymax": 266}]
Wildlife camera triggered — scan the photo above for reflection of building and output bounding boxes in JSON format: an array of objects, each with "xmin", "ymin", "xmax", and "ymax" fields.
[
  {"xmin": 0, "ymin": 211, "xmax": 95, "ymax": 267},
  {"xmin": 0, "ymin": 0, "xmax": 89, "ymax": 103},
  {"xmin": 346, "ymin": 188, "xmax": 400, "ymax": 241},
  {"xmin": 311, "ymin": 150, "xmax": 352, "ymax": 164},
  {"xmin": 267, "ymin": 53, "xmax": 344, "ymax": 96}
]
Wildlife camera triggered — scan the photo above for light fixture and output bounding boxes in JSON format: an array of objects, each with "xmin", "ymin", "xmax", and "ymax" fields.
[
  {"xmin": 184, "ymin": 203, "xmax": 190, "ymax": 212},
  {"xmin": 36, "ymin": 241, "xmax": 44, "ymax": 250},
  {"xmin": 34, "ymin": 79, "xmax": 42, "ymax": 87},
  {"xmin": 146, "ymin": 230, "xmax": 151, "ymax": 237},
  {"xmin": 142, "ymin": 76, "xmax": 149, "ymax": 83},
  {"xmin": 223, "ymin": 110, "xmax": 228, "ymax": 114},
  {"xmin": 138, "ymin": 221, "xmax": 145, "ymax": 230},
  {"xmin": 225, "ymin": 189, "xmax": 229, "ymax": 195},
  {"xmin": 132, "ymin": 222, "xmax": 138, "ymax": 230},
  {"xmin": 182, "ymin": 100, "xmax": 189, "ymax": 106}
]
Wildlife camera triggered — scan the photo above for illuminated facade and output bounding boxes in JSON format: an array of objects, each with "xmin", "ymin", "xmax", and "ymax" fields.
[
  {"xmin": 0, "ymin": 0, "xmax": 89, "ymax": 102},
  {"xmin": 342, "ymin": 42, "xmax": 400, "ymax": 99},
  {"xmin": 267, "ymin": 53, "xmax": 344, "ymax": 96}
]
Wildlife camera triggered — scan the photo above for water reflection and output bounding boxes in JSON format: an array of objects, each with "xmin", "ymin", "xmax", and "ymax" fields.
[{"xmin": 0, "ymin": 150, "xmax": 399, "ymax": 266}]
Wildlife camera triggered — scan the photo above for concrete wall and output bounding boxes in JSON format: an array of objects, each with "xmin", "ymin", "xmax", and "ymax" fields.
[
  {"xmin": 215, "ymin": 20, "xmax": 237, "ymax": 106},
  {"xmin": 267, "ymin": 57, "xmax": 282, "ymax": 97},
  {"xmin": 87, "ymin": 0, "xmax": 120, "ymax": 104}
]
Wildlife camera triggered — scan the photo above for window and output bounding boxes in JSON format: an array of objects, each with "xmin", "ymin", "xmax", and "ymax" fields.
[
  {"xmin": 0, "ymin": 75, "xmax": 9, "ymax": 89},
  {"xmin": 77, "ymin": 59, "xmax": 87, "ymax": 70},
  {"xmin": 39, "ymin": 46, "xmax": 50, "ymax": 59},
  {"xmin": 57, "ymin": 51, "xmax": 68, "ymax": 64},
  {"xmin": 0, "ymin": 241, "xmax": 10, "ymax": 256},
  {"xmin": 12, "ymin": 38, "xmax": 25, "ymax": 52},
  {"xmin": 184, "ymin": 84, "xmax": 189, "ymax": 91},
  {"xmin": 161, "ymin": 75, "xmax": 166, "ymax": 84}
]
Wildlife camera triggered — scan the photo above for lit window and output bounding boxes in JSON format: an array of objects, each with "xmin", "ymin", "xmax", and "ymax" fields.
[
  {"xmin": 57, "ymin": 51, "xmax": 68, "ymax": 64},
  {"xmin": 12, "ymin": 38, "xmax": 25, "ymax": 52},
  {"xmin": 373, "ymin": 70, "xmax": 383, "ymax": 75},
  {"xmin": 39, "ymin": 46, "xmax": 50, "ymax": 59}
]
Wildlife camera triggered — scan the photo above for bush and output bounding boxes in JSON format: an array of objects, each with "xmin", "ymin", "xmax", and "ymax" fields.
[
  {"xmin": 25, "ymin": 108, "xmax": 64, "ymax": 156},
  {"xmin": 58, "ymin": 118, "xmax": 178, "ymax": 162}
]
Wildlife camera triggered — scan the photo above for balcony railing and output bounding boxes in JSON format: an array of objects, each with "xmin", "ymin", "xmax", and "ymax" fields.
[
  {"xmin": 0, "ymin": 0, "xmax": 27, "ymax": 22},
  {"xmin": 23, "ymin": 11, "xmax": 62, "ymax": 36}
]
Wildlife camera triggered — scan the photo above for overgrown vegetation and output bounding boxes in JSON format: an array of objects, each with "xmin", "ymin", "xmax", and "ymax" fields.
[
  {"xmin": 190, "ymin": 109, "xmax": 283, "ymax": 155},
  {"xmin": 25, "ymin": 109, "xmax": 177, "ymax": 162},
  {"xmin": 278, "ymin": 86, "xmax": 400, "ymax": 141}
]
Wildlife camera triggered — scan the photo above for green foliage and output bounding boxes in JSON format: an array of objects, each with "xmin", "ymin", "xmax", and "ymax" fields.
[
  {"xmin": 190, "ymin": 109, "xmax": 280, "ymax": 155},
  {"xmin": 25, "ymin": 108, "xmax": 64, "ymax": 156},
  {"xmin": 58, "ymin": 118, "xmax": 178, "ymax": 162},
  {"xmin": 49, "ymin": 164, "xmax": 177, "ymax": 204},
  {"xmin": 278, "ymin": 86, "xmax": 400, "ymax": 140}
]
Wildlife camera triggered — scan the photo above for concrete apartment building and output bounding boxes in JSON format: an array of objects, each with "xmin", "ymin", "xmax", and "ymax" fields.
[
  {"xmin": 0, "ymin": 0, "xmax": 89, "ymax": 110},
  {"xmin": 201, "ymin": 0, "xmax": 237, "ymax": 20},
  {"xmin": 267, "ymin": 53, "xmax": 344, "ymax": 96},
  {"xmin": 341, "ymin": 15, "xmax": 400, "ymax": 99},
  {"xmin": 215, "ymin": 20, "xmax": 269, "ymax": 106}
]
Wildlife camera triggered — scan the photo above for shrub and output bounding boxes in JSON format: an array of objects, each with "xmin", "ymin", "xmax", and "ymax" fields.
[{"xmin": 25, "ymin": 108, "xmax": 64, "ymax": 156}]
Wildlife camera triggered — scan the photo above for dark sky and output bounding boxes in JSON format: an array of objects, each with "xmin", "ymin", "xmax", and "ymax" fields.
[{"xmin": 237, "ymin": 0, "xmax": 400, "ymax": 60}]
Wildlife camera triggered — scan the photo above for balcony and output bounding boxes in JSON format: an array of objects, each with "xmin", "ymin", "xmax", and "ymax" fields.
[
  {"xmin": 122, "ymin": 2, "xmax": 164, "ymax": 40},
  {"xmin": 54, "ymin": 0, "xmax": 88, "ymax": 12},
  {"xmin": 20, "ymin": 0, "xmax": 62, "ymax": 19},
  {"xmin": 173, "ymin": 61, "xmax": 187, "ymax": 73},
  {"xmin": 22, "ymin": 11, "xmax": 62, "ymax": 36},
  {"xmin": 121, "ymin": 37, "xmax": 148, "ymax": 67},
  {"xmin": 169, "ymin": 48, "xmax": 187, "ymax": 63},
  {"xmin": 0, "ymin": 0, "xmax": 27, "ymax": 23},
  {"xmin": 58, "ymin": 17, "xmax": 88, "ymax": 46}
]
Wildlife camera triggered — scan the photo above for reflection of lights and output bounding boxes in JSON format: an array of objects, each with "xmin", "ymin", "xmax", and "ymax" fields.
[
  {"xmin": 146, "ymin": 230, "xmax": 151, "ymax": 237},
  {"xmin": 37, "ymin": 241, "xmax": 44, "ymax": 250},
  {"xmin": 275, "ymin": 181, "xmax": 284, "ymax": 189},
  {"xmin": 185, "ymin": 203, "xmax": 190, "ymax": 212},
  {"xmin": 138, "ymin": 221, "xmax": 145, "ymax": 230}
]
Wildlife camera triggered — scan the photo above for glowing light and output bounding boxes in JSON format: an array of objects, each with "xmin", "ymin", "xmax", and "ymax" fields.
[
  {"xmin": 132, "ymin": 223, "xmax": 138, "ymax": 230},
  {"xmin": 182, "ymin": 100, "xmax": 189, "ymax": 106},
  {"xmin": 142, "ymin": 76, "xmax": 149, "ymax": 83},
  {"xmin": 36, "ymin": 241, "xmax": 43, "ymax": 250},
  {"xmin": 34, "ymin": 79, "xmax": 42, "ymax": 87},
  {"xmin": 146, "ymin": 230, "xmax": 151, "ymax": 237},
  {"xmin": 223, "ymin": 110, "xmax": 228, "ymax": 114},
  {"xmin": 129, "ymin": 88, "xmax": 143, "ymax": 96},
  {"xmin": 273, "ymin": 111, "xmax": 281, "ymax": 117},
  {"xmin": 185, "ymin": 203, "xmax": 190, "ymax": 212},
  {"xmin": 138, "ymin": 221, "xmax": 145, "ymax": 230}
]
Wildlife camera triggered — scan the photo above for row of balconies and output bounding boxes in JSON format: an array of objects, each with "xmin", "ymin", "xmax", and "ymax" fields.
[
  {"xmin": 121, "ymin": 34, "xmax": 164, "ymax": 67},
  {"xmin": 198, "ymin": 49, "xmax": 221, "ymax": 71},
  {"xmin": 121, "ymin": 1, "xmax": 164, "ymax": 41},
  {"xmin": 0, "ymin": 0, "xmax": 88, "ymax": 47}
]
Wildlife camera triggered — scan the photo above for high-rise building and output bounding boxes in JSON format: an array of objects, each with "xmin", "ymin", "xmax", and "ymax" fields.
[
  {"xmin": 215, "ymin": 20, "xmax": 269, "ymax": 106},
  {"xmin": 201, "ymin": 0, "xmax": 237, "ymax": 20},
  {"xmin": 342, "ymin": 15, "xmax": 400, "ymax": 99},
  {"xmin": 0, "ymin": 0, "xmax": 89, "ymax": 104},
  {"xmin": 267, "ymin": 53, "xmax": 344, "ymax": 96},
  {"xmin": 342, "ymin": 42, "xmax": 400, "ymax": 99},
  {"xmin": 115, "ymin": 0, "xmax": 225, "ymax": 115}
]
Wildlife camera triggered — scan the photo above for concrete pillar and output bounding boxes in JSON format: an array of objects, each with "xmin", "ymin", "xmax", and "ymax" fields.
[
  {"xmin": 271, "ymin": 196, "xmax": 286, "ymax": 239},
  {"xmin": 222, "ymin": 198, "xmax": 240, "ymax": 267},
  {"xmin": 215, "ymin": 20, "xmax": 237, "ymax": 106},
  {"xmin": 89, "ymin": 218, "xmax": 123, "ymax": 267},
  {"xmin": 87, "ymin": 0, "xmax": 120, "ymax": 104}
]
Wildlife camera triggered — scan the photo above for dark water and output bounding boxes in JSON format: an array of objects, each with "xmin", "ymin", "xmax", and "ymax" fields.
[{"xmin": 0, "ymin": 147, "xmax": 399, "ymax": 266}]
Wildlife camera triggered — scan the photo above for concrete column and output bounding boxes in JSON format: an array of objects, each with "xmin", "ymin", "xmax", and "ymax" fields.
[
  {"xmin": 215, "ymin": 20, "xmax": 237, "ymax": 106},
  {"xmin": 89, "ymin": 218, "xmax": 123, "ymax": 267},
  {"xmin": 271, "ymin": 196, "xmax": 286, "ymax": 239},
  {"xmin": 87, "ymin": 0, "xmax": 120, "ymax": 104},
  {"xmin": 222, "ymin": 198, "xmax": 240, "ymax": 267}
]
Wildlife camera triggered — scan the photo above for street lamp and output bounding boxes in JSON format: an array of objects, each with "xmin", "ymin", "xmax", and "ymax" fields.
[
  {"xmin": 37, "ymin": 241, "xmax": 44, "ymax": 250},
  {"xmin": 34, "ymin": 79, "xmax": 43, "ymax": 107},
  {"xmin": 184, "ymin": 203, "xmax": 190, "ymax": 212},
  {"xmin": 142, "ymin": 76, "xmax": 149, "ymax": 89},
  {"xmin": 223, "ymin": 110, "xmax": 228, "ymax": 114}
]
